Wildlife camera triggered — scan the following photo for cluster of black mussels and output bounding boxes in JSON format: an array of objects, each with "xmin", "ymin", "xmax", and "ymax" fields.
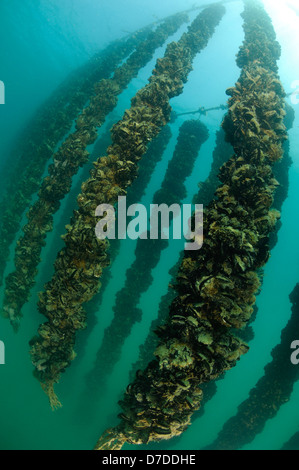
[
  {"xmin": 129, "ymin": 99, "xmax": 294, "ymax": 440},
  {"xmin": 95, "ymin": 0, "xmax": 288, "ymax": 450},
  {"xmin": 2, "ymin": 13, "xmax": 188, "ymax": 331},
  {"xmin": 27, "ymin": 4, "xmax": 226, "ymax": 409}
]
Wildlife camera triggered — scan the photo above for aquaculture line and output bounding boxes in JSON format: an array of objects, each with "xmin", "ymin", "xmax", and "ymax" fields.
[
  {"xmin": 95, "ymin": 0, "xmax": 288, "ymax": 450},
  {"xmin": 2, "ymin": 13, "xmax": 187, "ymax": 330},
  {"xmin": 27, "ymin": 3, "xmax": 226, "ymax": 409},
  {"xmin": 0, "ymin": 25, "xmax": 152, "ymax": 286},
  {"xmin": 173, "ymin": 100, "xmax": 294, "ymax": 444},
  {"xmin": 201, "ymin": 101, "xmax": 295, "ymax": 450}
]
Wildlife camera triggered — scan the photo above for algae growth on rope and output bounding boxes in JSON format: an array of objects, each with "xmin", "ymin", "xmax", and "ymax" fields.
[
  {"xmin": 95, "ymin": 0, "xmax": 288, "ymax": 450},
  {"xmin": 28, "ymin": 3, "xmax": 226, "ymax": 409}
]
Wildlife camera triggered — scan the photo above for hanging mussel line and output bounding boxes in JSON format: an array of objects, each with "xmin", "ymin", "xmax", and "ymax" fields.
[
  {"xmin": 207, "ymin": 281, "xmax": 299, "ymax": 451},
  {"xmin": 28, "ymin": 3, "xmax": 226, "ymax": 411},
  {"xmin": 0, "ymin": 26, "xmax": 153, "ymax": 288},
  {"xmin": 75, "ymin": 125, "xmax": 172, "ymax": 368},
  {"xmin": 228, "ymin": 102, "xmax": 295, "ymax": 344},
  {"xmin": 2, "ymin": 13, "xmax": 188, "ymax": 331},
  {"xmin": 95, "ymin": 0, "xmax": 287, "ymax": 451},
  {"xmin": 71, "ymin": 127, "xmax": 173, "ymax": 425},
  {"xmin": 129, "ymin": 128, "xmax": 233, "ymax": 381},
  {"xmin": 179, "ymin": 101, "xmax": 294, "ymax": 448},
  {"xmin": 83, "ymin": 120, "xmax": 209, "ymax": 398},
  {"xmin": 202, "ymin": 101, "xmax": 295, "ymax": 450}
]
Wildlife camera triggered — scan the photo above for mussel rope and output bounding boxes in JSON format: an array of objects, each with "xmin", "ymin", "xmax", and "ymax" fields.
[
  {"xmin": 0, "ymin": 26, "xmax": 152, "ymax": 286},
  {"xmin": 2, "ymin": 13, "xmax": 188, "ymax": 330}
]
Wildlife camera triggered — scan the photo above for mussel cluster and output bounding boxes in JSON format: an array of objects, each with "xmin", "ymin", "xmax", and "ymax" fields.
[
  {"xmin": 26, "ymin": 4, "xmax": 226, "ymax": 408},
  {"xmin": 201, "ymin": 102, "xmax": 295, "ymax": 450},
  {"xmin": 95, "ymin": 0, "xmax": 288, "ymax": 450}
]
